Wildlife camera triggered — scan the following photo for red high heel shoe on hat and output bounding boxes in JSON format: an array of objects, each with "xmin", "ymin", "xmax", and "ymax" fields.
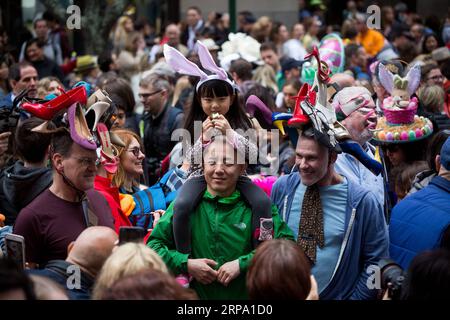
[
  {"xmin": 304, "ymin": 46, "xmax": 331, "ymax": 84},
  {"xmin": 21, "ymin": 85, "xmax": 87, "ymax": 120},
  {"xmin": 287, "ymin": 83, "xmax": 312, "ymax": 128}
]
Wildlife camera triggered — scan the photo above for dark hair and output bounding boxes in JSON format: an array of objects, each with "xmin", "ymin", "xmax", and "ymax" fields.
[
  {"xmin": 0, "ymin": 53, "xmax": 14, "ymax": 68},
  {"xmin": 187, "ymin": 6, "xmax": 202, "ymax": 16},
  {"xmin": 344, "ymin": 44, "xmax": 362, "ymax": 68},
  {"xmin": 0, "ymin": 258, "xmax": 36, "ymax": 300},
  {"xmin": 269, "ymin": 21, "xmax": 285, "ymax": 44},
  {"xmin": 229, "ymin": 58, "xmax": 253, "ymax": 81},
  {"xmin": 282, "ymin": 78, "xmax": 302, "ymax": 92},
  {"xmin": 103, "ymin": 78, "xmax": 135, "ymax": 114},
  {"xmin": 97, "ymin": 51, "xmax": 114, "ymax": 73},
  {"xmin": 50, "ymin": 129, "xmax": 73, "ymax": 158},
  {"xmin": 243, "ymin": 84, "xmax": 276, "ymax": 129},
  {"xmin": 247, "ymin": 239, "xmax": 311, "ymax": 300},
  {"xmin": 394, "ymin": 161, "xmax": 429, "ymax": 199},
  {"xmin": 15, "ymin": 117, "xmax": 54, "ymax": 163},
  {"xmin": 238, "ymin": 11, "xmax": 256, "ymax": 24},
  {"xmin": 420, "ymin": 62, "xmax": 439, "ymax": 81},
  {"xmin": 260, "ymin": 41, "xmax": 277, "ymax": 53},
  {"xmin": 33, "ymin": 18, "xmax": 46, "ymax": 29},
  {"xmin": 404, "ymin": 249, "xmax": 450, "ymax": 300},
  {"xmin": 440, "ymin": 59, "xmax": 450, "ymax": 80},
  {"xmin": 426, "ymin": 130, "xmax": 450, "ymax": 173},
  {"xmin": 385, "ymin": 140, "xmax": 428, "ymax": 165},
  {"xmin": 184, "ymin": 79, "xmax": 252, "ymax": 144},
  {"xmin": 100, "ymin": 269, "xmax": 198, "ymax": 300},
  {"xmin": 8, "ymin": 61, "xmax": 34, "ymax": 81},
  {"xmin": 422, "ymin": 33, "xmax": 440, "ymax": 54},
  {"xmin": 24, "ymin": 38, "xmax": 44, "ymax": 61},
  {"xmin": 42, "ymin": 11, "xmax": 59, "ymax": 24}
]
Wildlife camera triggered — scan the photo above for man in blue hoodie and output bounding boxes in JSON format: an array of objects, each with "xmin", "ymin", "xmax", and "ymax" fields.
[{"xmin": 271, "ymin": 126, "xmax": 389, "ymax": 300}]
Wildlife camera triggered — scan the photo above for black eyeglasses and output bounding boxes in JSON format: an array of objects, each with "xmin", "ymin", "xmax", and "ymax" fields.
[
  {"xmin": 72, "ymin": 156, "xmax": 101, "ymax": 167},
  {"xmin": 138, "ymin": 90, "xmax": 163, "ymax": 99},
  {"xmin": 427, "ymin": 75, "xmax": 444, "ymax": 82},
  {"xmin": 127, "ymin": 147, "xmax": 143, "ymax": 157}
]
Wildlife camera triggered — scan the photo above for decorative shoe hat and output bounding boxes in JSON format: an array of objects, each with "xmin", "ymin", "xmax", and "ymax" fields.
[
  {"xmin": 163, "ymin": 40, "xmax": 239, "ymax": 92},
  {"xmin": 272, "ymin": 46, "xmax": 383, "ymax": 176},
  {"xmin": 373, "ymin": 63, "xmax": 433, "ymax": 144},
  {"xmin": 301, "ymin": 33, "xmax": 345, "ymax": 85}
]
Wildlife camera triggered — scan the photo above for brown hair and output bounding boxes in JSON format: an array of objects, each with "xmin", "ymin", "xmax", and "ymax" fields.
[
  {"xmin": 100, "ymin": 269, "xmax": 198, "ymax": 300},
  {"xmin": 247, "ymin": 239, "xmax": 311, "ymax": 300},
  {"xmin": 394, "ymin": 161, "xmax": 429, "ymax": 200},
  {"xmin": 103, "ymin": 77, "xmax": 136, "ymax": 114},
  {"xmin": 111, "ymin": 128, "xmax": 144, "ymax": 189}
]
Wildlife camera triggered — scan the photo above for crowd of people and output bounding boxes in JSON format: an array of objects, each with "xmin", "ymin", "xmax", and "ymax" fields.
[{"xmin": 0, "ymin": 0, "xmax": 450, "ymax": 301}]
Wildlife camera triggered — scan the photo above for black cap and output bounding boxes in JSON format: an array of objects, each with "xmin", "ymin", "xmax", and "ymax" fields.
[{"xmin": 281, "ymin": 58, "xmax": 304, "ymax": 73}]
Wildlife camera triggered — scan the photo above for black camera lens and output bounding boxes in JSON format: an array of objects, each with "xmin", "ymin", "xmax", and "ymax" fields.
[{"xmin": 379, "ymin": 258, "xmax": 405, "ymax": 300}]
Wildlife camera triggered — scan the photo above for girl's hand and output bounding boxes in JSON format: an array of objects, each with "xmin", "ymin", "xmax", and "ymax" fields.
[
  {"xmin": 211, "ymin": 114, "xmax": 231, "ymax": 134},
  {"xmin": 202, "ymin": 118, "xmax": 215, "ymax": 143},
  {"xmin": 152, "ymin": 209, "xmax": 165, "ymax": 229}
]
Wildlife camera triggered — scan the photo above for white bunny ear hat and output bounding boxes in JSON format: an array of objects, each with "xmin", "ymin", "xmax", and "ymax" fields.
[{"xmin": 163, "ymin": 41, "xmax": 239, "ymax": 93}]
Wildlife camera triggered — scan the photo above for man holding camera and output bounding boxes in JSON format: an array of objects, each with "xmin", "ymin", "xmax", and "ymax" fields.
[
  {"xmin": 139, "ymin": 74, "xmax": 184, "ymax": 185},
  {"xmin": 0, "ymin": 62, "xmax": 39, "ymax": 164},
  {"xmin": 271, "ymin": 125, "xmax": 389, "ymax": 300},
  {"xmin": 389, "ymin": 136, "xmax": 450, "ymax": 270},
  {"xmin": 0, "ymin": 61, "xmax": 38, "ymax": 110}
]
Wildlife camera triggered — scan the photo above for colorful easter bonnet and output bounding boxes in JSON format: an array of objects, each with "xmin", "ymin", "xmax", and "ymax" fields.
[{"xmin": 374, "ymin": 63, "xmax": 433, "ymax": 144}]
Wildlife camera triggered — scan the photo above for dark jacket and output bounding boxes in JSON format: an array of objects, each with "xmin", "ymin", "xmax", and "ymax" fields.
[
  {"xmin": 0, "ymin": 161, "xmax": 52, "ymax": 225},
  {"xmin": 271, "ymin": 171, "xmax": 389, "ymax": 300},
  {"xmin": 143, "ymin": 103, "xmax": 184, "ymax": 162},
  {"xmin": 0, "ymin": 92, "xmax": 13, "ymax": 110},
  {"xmin": 27, "ymin": 260, "xmax": 95, "ymax": 300},
  {"xmin": 31, "ymin": 57, "xmax": 64, "ymax": 83},
  {"xmin": 389, "ymin": 176, "xmax": 450, "ymax": 270}
]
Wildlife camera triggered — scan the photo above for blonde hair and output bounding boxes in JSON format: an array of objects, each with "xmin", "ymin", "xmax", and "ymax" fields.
[
  {"xmin": 253, "ymin": 64, "xmax": 279, "ymax": 94},
  {"xmin": 418, "ymin": 85, "xmax": 445, "ymax": 113},
  {"xmin": 124, "ymin": 31, "xmax": 142, "ymax": 53},
  {"xmin": 92, "ymin": 243, "xmax": 168, "ymax": 299},
  {"xmin": 36, "ymin": 76, "xmax": 63, "ymax": 99},
  {"xmin": 111, "ymin": 128, "xmax": 144, "ymax": 190}
]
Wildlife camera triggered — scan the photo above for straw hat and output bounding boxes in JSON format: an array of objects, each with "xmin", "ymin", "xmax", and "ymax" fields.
[{"xmin": 74, "ymin": 55, "xmax": 98, "ymax": 74}]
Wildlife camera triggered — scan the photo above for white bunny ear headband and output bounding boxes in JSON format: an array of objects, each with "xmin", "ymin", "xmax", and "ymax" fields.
[
  {"xmin": 163, "ymin": 41, "xmax": 238, "ymax": 93},
  {"xmin": 378, "ymin": 62, "xmax": 421, "ymax": 96}
]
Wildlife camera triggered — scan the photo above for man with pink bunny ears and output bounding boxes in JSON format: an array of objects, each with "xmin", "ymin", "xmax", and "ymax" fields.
[{"xmin": 332, "ymin": 86, "xmax": 390, "ymax": 217}]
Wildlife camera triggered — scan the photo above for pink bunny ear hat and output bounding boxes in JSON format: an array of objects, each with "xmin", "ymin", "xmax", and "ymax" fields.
[{"xmin": 163, "ymin": 41, "xmax": 239, "ymax": 93}]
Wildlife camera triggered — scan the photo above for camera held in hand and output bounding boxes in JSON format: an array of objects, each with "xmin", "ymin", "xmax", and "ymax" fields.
[{"xmin": 378, "ymin": 258, "xmax": 406, "ymax": 300}]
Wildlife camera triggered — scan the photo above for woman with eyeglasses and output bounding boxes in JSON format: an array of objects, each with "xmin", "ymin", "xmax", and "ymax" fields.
[{"xmin": 111, "ymin": 128, "xmax": 147, "ymax": 194}]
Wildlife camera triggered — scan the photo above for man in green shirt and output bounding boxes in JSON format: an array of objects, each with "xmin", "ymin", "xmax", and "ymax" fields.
[{"xmin": 147, "ymin": 136, "xmax": 294, "ymax": 299}]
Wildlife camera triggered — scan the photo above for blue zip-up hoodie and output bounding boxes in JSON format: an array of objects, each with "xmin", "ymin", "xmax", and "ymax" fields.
[{"xmin": 271, "ymin": 171, "xmax": 389, "ymax": 300}]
